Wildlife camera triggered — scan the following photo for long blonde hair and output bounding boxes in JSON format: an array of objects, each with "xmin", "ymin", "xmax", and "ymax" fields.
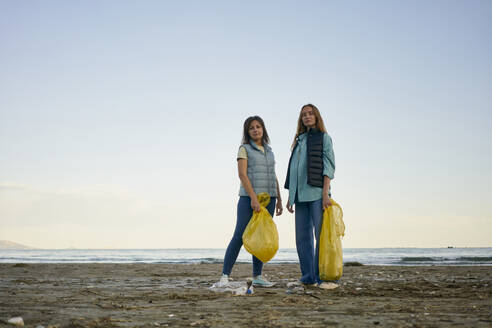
[{"xmin": 291, "ymin": 104, "xmax": 327, "ymax": 150}]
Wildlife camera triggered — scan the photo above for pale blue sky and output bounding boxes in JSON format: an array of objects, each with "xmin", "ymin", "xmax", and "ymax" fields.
[{"xmin": 1, "ymin": 1, "xmax": 491, "ymax": 248}]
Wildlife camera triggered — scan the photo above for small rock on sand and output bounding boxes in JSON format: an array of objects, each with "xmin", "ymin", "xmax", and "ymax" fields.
[{"xmin": 8, "ymin": 317, "xmax": 24, "ymax": 326}]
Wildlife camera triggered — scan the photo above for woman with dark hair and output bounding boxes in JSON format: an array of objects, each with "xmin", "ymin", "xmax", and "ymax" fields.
[
  {"xmin": 285, "ymin": 104, "xmax": 336, "ymax": 289},
  {"xmin": 218, "ymin": 116, "xmax": 283, "ymax": 287}
]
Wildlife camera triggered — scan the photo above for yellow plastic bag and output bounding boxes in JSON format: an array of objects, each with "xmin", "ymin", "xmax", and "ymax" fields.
[
  {"xmin": 319, "ymin": 199, "xmax": 345, "ymax": 281},
  {"xmin": 242, "ymin": 193, "xmax": 279, "ymax": 263}
]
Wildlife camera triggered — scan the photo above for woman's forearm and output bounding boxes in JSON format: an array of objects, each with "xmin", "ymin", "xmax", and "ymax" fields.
[
  {"xmin": 275, "ymin": 178, "xmax": 282, "ymax": 202},
  {"xmin": 239, "ymin": 173, "xmax": 258, "ymax": 200},
  {"xmin": 238, "ymin": 159, "xmax": 257, "ymax": 200},
  {"xmin": 323, "ymin": 176, "xmax": 331, "ymax": 196}
]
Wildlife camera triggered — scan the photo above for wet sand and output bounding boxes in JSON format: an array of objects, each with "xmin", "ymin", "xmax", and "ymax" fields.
[{"xmin": 0, "ymin": 263, "xmax": 490, "ymax": 327}]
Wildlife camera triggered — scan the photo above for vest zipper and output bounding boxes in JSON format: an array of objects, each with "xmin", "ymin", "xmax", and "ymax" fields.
[{"xmin": 265, "ymin": 148, "xmax": 271, "ymax": 196}]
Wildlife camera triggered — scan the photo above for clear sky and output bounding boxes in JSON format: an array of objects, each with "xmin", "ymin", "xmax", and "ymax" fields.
[{"xmin": 1, "ymin": 1, "xmax": 491, "ymax": 249}]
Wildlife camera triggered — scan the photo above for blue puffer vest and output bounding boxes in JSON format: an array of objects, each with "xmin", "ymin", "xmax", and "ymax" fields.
[{"xmin": 238, "ymin": 141, "xmax": 278, "ymax": 197}]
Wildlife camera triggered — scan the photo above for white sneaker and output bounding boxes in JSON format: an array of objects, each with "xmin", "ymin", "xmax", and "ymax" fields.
[
  {"xmin": 218, "ymin": 274, "xmax": 229, "ymax": 287},
  {"xmin": 287, "ymin": 281, "xmax": 316, "ymax": 288}
]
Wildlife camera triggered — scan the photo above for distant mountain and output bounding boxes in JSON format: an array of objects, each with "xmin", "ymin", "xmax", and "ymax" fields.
[{"xmin": 0, "ymin": 240, "xmax": 36, "ymax": 249}]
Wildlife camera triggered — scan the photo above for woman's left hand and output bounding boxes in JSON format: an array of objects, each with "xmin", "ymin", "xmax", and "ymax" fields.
[
  {"xmin": 323, "ymin": 193, "xmax": 332, "ymax": 210},
  {"xmin": 275, "ymin": 200, "xmax": 283, "ymax": 216}
]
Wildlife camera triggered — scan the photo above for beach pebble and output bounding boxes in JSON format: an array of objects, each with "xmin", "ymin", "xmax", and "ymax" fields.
[
  {"xmin": 190, "ymin": 320, "xmax": 206, "ymax": 326},
  {"xmin": 7, "ymin": 317, "xmax": 24, "ymax": 326}
]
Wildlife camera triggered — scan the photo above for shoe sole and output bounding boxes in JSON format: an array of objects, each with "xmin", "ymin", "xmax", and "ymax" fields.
[{"xmin": 252, "ymin": 282, "xmax": 275, "ymax": 287}]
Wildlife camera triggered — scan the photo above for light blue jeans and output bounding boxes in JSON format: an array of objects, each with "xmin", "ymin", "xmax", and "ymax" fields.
[
  {"xmin": 295, "ymin": 198, "xmax": 323, "ymax": 284},
  {"xmin": 222, "ymin": 196, "xmax": 277, "ymax": 276}
]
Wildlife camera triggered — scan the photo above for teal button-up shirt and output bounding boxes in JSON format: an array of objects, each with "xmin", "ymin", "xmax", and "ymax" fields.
[{"xmin": 288, "ymin": 132, "xmax": 335, "ymax": 206}]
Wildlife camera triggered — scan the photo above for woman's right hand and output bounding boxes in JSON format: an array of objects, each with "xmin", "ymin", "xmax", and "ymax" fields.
[
  {"xmin": 286, "ymin": 198, "xmax": 294, "ymax": 213},
  {"xmin": 251, "ymin": 197, "xmax": 261, "ymax": 213}
]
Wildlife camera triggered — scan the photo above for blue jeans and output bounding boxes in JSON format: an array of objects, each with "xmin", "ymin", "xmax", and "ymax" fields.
[
  {"xmin": 295, "ymin": 198, "xmax": 323, "ymax": 284},
  {"xmin": 222, "ymin": 196, "xmax": 277, "ymax": 276}
]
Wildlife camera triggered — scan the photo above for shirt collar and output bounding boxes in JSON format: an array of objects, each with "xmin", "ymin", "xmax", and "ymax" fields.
[
  {"xmin": 249, "ymin": 140, "xmax": 270, "ymax": 151},
  {"xmin": 300, "ymin": 128, "xmax": 320, "ymax": 138}
]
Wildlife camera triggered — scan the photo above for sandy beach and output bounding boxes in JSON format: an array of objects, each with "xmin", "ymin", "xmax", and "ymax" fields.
[{"xmin": 0, "ymin": 263, "xmax": 490, "ymax": 327}]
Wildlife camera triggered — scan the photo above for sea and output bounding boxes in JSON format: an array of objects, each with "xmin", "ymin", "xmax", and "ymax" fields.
[{"xmin": 1, "ymin": 248, "xmax": 491, "ymax": 266}]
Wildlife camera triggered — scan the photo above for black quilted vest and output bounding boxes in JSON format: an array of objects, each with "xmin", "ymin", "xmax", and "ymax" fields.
[{"xmin": 284, "ymin": 129, "xmax": 324, "ymax": 189}]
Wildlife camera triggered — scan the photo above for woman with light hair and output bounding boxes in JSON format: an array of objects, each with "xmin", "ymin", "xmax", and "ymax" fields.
[{"xmin": 285, "ymin": 104, "xmax": 336, "ymax": 289}]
